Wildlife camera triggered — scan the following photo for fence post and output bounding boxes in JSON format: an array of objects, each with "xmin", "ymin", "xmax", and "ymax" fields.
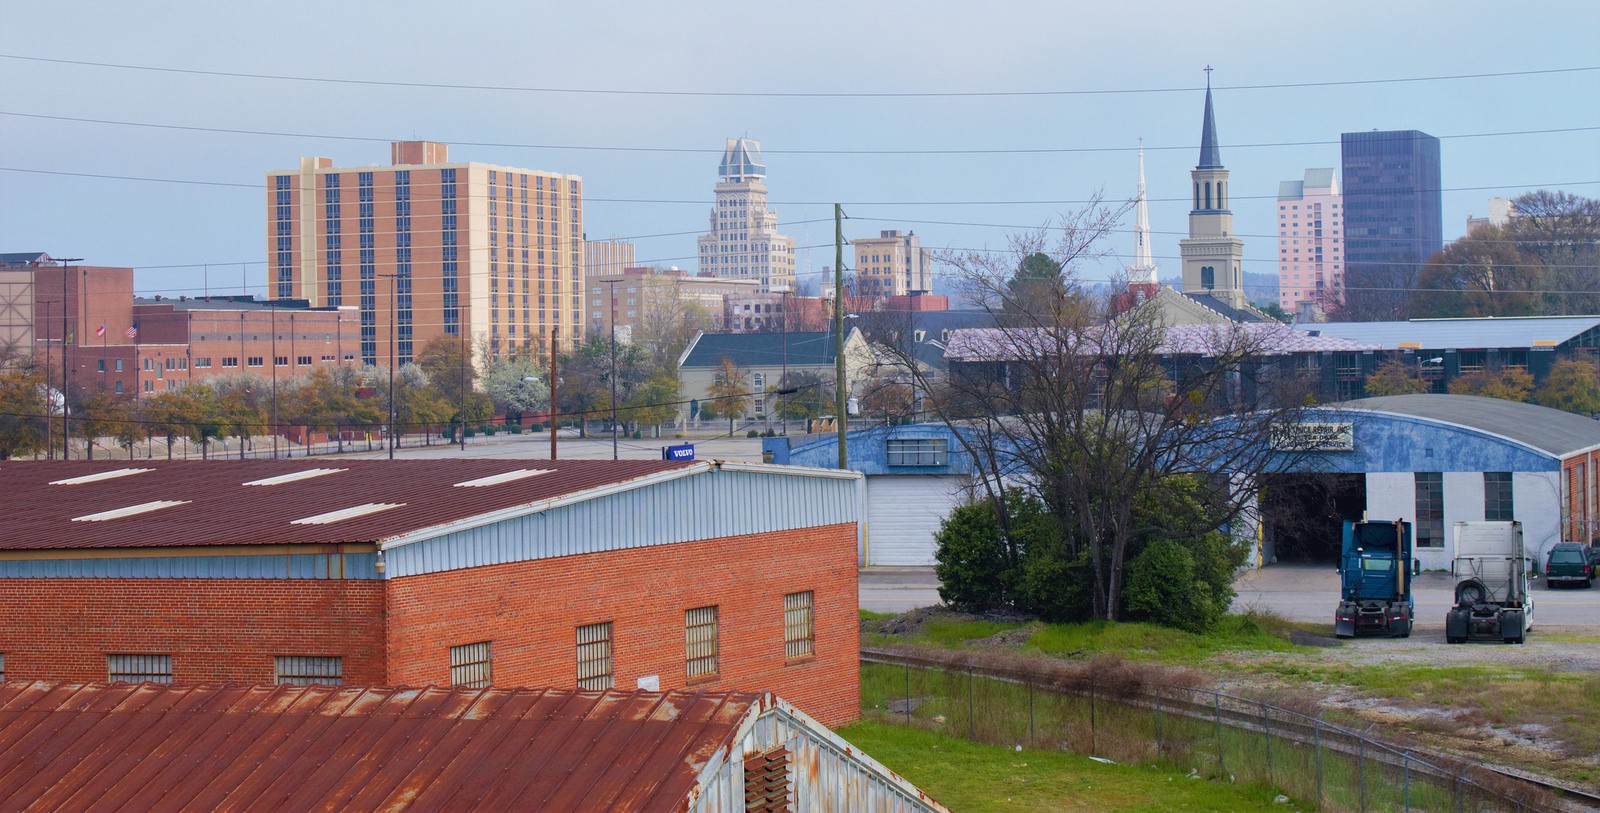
[
  {"xmin": 1261, "ymin": 701, "xmax": 1273, "ymax": 787},
  {"xmin": 1027, "ymin": 678, "xmax": 1034, "ymax": 747},
  {"xmin": 1358, "ymin": 736, "xmax": 1366, "ymax": 813},
  {"xmin": 1214, "ymin": 692, "xmax": 1224, "ymax": 776},
  {"xmin": 1314, "ymin": 720, "xmax": 1324, "ymax": 806},
  {"xmin": 1090, "ymin": 681, "xmax": 1097, "ymax": 755},
  {"xmin": 1154, "ymin": 694, "xmax": 1164, "ymax": 760},
  {"xmin": 967, "ymin": 665, "xmax": 974, "ymax": 740},
  {"xmin": 1403, "ymin": 754, "xmax": 1411, "ymax": 813},
  {"xmin": 904, "ymin": 661, "xmax": 911, "ymax": 726}
]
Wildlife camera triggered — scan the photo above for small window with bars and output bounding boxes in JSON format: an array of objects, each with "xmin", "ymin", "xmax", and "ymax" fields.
[
  {"xmin": 1484, "ymin": 472, "xmax": 1514, "ymax": 521},
  {"xmin": 685, "ymin": 606, "xmax": 719, "ymax": 680},
  {"xmin": 576, "ymin": 622, "xmax": 614, "ymax": 690},
  {"xmin": 886, "ymin": 438, "xmax": 947, "ymax": 467},
  {"xmin": 0, "ymin": 652, "xmax": 5, "ymax": 682},
  {"xmin": 783, "ymin": 592, "xmax": 815, "ymax": 660},
  {"xmin": 450, "ymin": 642, "xmax": 492, "ymax": 688},
  {"xmin": 108, "ymin": 654, "xmax": 172, "ymax": 684},
  {"xmin": 274, "ymin": 656, "xmax": 343, "ymax": 686}
]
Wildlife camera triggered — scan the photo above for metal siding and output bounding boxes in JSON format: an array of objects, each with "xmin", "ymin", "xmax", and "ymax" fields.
[
  {"xmin": 386, "ymin": 468, "xmax": 859, "ymax": 578},
  {"xmin": 865, "ymin": 476, "xmax": 969, "ymax": 567},
  {"xmin": 0, "ymin": 553, "xmax": 379, "ymax": 580}
]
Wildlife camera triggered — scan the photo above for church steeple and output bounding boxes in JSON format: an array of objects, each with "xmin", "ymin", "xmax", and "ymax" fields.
[
  {"xmin": 1197, "ymin": 67, "xmax": 1222, "ymax": 170},
  {"xmin": 1128, "ymin": 143, "xmax": 1157, "ymax": 285}
]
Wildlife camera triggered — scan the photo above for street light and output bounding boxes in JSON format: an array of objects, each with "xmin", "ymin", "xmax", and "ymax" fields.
[
  {"xmin": 608, "ymin": 279, "xmax": 619, "ymax": 461},
  {"xmin": 1419, "ymin": 356, "xmax": 1444, "ymax": 393},
  {"xmin": 55, "ymin": 258, "xmax": 84, "ymax": 459}
]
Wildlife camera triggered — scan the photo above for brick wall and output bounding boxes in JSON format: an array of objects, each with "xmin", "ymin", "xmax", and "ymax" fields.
[
  {"xmin": 0, "ymin": 579, "xmax": 385, "ymax": 685},
  {"xmin": 385, "ymin": 523, "xmax": 860, "ymax": 727}
]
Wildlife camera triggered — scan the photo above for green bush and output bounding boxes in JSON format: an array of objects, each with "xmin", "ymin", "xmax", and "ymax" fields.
[
  {"xmin": 464, "ymin": 428, "xmax": 477, "ymax": 438},
  {"xmin": 631, "ymin": 430, "xmax": 642, "ymax": 439},
  {"xmin": 483, "ymin": 424, "xmax": 499, "ymax": 436},
  {"xmin": 934, "ymin": 499, "xmax": 1014, "ymax": 612},
  {"xmin": 530, "ymin": 423, "xmax": 545, "ymax": 432},
  {"xmin": 746, "ymin": 430, "xmax": 760, "ymax": 438},
  {"xmin": 507, "ymin": 424, "xmax": 522, "ymax": 434},
  {"xmin": 1123, "ymin": 538, "xmax": 1213, "ymax": 634},
  {"xmin": 1018, "ymin": 547, "xmax": 1094, "ymax": 623}
]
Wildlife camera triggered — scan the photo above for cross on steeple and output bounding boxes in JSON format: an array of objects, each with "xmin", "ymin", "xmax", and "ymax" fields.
[{"xmin": 1204, "ymin": 65, "xmax": 1213, "ymax": 87}]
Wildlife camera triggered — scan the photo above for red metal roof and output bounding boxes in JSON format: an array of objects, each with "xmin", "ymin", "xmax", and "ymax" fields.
[
  {"xmin": 0, "ymin": 681, "xmax": 762, "ymax": 812},
  {"xmin": 0, "ymin": 459, "xmax": 694, "ymax": 550}
]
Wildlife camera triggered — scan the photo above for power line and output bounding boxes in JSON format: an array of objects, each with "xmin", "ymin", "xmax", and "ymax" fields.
[
  {"xmin": 5, "ymin": 111, "xmax": 1596, "ymax": 156},
  {"xmin": 4, "ymin": 54, "xmax": 1594, "ymax": 98}
]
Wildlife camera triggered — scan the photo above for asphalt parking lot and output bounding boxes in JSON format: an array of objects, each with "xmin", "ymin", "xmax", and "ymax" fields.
[{"xmin": 861, "ymin": 563, "xmax": 1600, "ymax": 630}]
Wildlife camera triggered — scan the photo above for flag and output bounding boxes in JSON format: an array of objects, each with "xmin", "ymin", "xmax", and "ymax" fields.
[
  {"xmin": 66, "ymin": 328, "xmax": 74, "ymax": 346},
  {"xmin": 96, "ymin": 323, "xmax": 106, "ymax": 338},
  {"xmin": 125, "ymin": 323, "xmax": 138, "ymax": 340}
]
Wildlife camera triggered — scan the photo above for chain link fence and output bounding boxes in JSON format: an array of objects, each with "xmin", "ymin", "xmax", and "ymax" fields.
[{"xmin": 861, "ymin": 647, "xmax": 1562, "ymax": 812}]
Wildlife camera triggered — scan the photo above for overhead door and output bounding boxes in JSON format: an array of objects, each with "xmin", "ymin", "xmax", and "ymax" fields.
[{"xmin": 864, "ymin": 475, "xmax": 970, "ymax": 566}]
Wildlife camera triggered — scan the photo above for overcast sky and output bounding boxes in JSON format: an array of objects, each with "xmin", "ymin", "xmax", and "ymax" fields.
[{"xmin": 2, "ymin": 0, "xmax": 1596, "ymax": 299}]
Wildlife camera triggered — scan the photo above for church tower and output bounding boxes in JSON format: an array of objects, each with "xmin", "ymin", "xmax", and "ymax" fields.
[
  {"xmin": 1179, "ymin": 71, "xmax": 1247, "ymax": 309},
  {"xmin": 1125, "ymin": 143, "xmax": 1159, "ymax": 300}
]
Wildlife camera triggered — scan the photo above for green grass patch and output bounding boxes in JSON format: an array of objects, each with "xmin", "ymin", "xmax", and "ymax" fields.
[
  {"xmin": 860, "ymin": 609, "xmax": 896, "ymax": 622},
  {"xmin": 1024, "ymin": 613, "xmax": 1302, "ymax": 665},
  {"xmin": 836, "ymin": 719, "xmax": 1293, "ymax": 812},
  {"xmin": 921, "ymin": 618, "xmax": 1025, "ymax": 646}
]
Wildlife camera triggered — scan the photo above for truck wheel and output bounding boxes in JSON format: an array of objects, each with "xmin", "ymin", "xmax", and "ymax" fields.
[{"xmin": 1447, "ymin": 635, "xmax": 1464, "ymax": 644}]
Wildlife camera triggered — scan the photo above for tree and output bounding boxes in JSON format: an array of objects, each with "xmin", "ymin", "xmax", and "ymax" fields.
[
  {"xmin": 1332, "ymin": 260, "xmax": 1422, "ymax": 321},
  {"xmin": 482, "ymin": 354, "xmax": 549, "ymax": 424},
  {"xmin": 0, "ymin": 356, "xmax": 48, "ymax": 459},
  {"xmin": 700, "ymin": 358, "xmax": 750, "ymax": 434},
  {"xmin": 140, "ymin": 389, "xmax": 208, "ymax": 459},
  {"xmin": 1447, "ymin": 367, "xmax": 1534, "ymax": 402},
  {"xmin": 629, "ymin": 275, "xmax": 721, "ymax": 373},
  {"xmin": 1411, "ymin": 227, "xmax": 1544, "ymax": 318},
  {"xmin": 1363, "ymin": 358, "xmax": 1428, "ymax": 397},
  {"xmin": 898, "ymin": 205, "xmax": 1313, "ymax": 625},
  {"xmin": 1255, "ymin": 302, "xmax": 1292, "ymax": 324},
  {"xmin": 558, "ymin": 338, "xmax": 650, "ymax": 435},
  {"xmin": 206, "ymin": 374, "xmax": 272, "ymax": 456},
  {"xmin": 624, "ymin": 373, "xmax": 679, "ymax": 435},
  {"xmin": 73, "ymin": 387, "xmax": 135, "ymax": 460},
  {"xmin": 773, "ymin": 370, "xmax": 833, "ymax": 422},
  {"xmin": 1508, "ymin": 191, "xmax": 1600, "ymax": 315},
  {"xmin": 1532, "ymin": 358, "xmax": 1600, "ymax": 414}
]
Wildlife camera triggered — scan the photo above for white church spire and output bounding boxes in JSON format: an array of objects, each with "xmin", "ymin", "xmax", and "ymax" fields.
[{"xmin": 1128, "ymin": 142, "xmax": 1158, "ymax": 285}]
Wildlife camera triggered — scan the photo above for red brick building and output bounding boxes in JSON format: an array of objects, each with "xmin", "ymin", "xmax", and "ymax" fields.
[{"xmin": 0, "ymin": 459, "xmax": 862, "ymax": 726}]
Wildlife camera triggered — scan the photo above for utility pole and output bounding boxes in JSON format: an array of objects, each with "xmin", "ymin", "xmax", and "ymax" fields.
[
  {"xmin": 58, "ymin": 258, "xmax": 83, "ymax": 460},
  {"xmin": 380, "ymin": 273, "xmax": 397, "ymax": 459},
  {"xmin": 834, "ymin": 204, "xmax": 848, "ymax": 469},
  {"xmin": 459, "ymin": 322, "xmax": 467, "ymax": 451},
  {"xmin": 608, "ymin": 279, "xmax": 619, "ymax": 461},
  {"xmin": 549, "ymin": 326, "xmax": 558, "ymax": 461}
]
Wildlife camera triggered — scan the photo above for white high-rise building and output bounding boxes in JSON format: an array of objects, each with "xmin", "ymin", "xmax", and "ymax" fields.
[
  {"xmin": 696, "ymin": 138, "xmax": 796, "ymax": 292},
  {"xmin": 1277, "ymin": 169, "xmax": 1344, "ymax": 316}
]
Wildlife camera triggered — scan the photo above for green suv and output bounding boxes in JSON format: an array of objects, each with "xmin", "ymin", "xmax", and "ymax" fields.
[{"xmin": 1545, "ymin": 542, "xmax": 1596, "ymax": 588}]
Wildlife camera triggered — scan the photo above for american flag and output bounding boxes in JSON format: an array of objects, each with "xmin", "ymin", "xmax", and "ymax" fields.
[{"xmin": 125, "ymin": 323, "xmax": 138, "ymax": 340}]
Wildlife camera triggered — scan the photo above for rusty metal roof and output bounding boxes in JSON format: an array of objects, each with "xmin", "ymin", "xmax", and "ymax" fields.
[
  {"xmin": 0, "ymin": 681, "xmax": 762, "ymax": 812},
  {"xmin": 0, "ymin": 459, "xmax": 694, "ymax": 551}
]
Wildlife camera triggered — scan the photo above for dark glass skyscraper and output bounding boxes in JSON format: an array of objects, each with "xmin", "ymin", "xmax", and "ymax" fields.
[{"xmin": 1340, "ymin": 130, "xmax": 1443, "ymax": 267}]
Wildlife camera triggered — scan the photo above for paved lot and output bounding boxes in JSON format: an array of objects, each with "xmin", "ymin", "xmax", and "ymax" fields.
[{"xmin": 861, "ymin": 564, "xmax": 1600, "ymax": 630}]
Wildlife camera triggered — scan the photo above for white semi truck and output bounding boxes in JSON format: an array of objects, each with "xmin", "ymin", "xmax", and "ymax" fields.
[{"xmin": 1445, "ymin": 520, "xmax": 1534, "ymax": 644}]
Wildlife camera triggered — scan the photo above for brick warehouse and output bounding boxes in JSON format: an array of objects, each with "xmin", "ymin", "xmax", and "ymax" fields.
[{"xmin": 0, "ymin": 459, "xmax": 862, "ymax": 726}]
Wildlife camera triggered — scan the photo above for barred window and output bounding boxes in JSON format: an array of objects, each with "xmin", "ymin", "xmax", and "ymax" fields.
[
  {"xmin": 576, "ymin": 622, "xmax": 614, "ymax": 690},
  {"xmin": 274, "ymin": 656, "xmax": 343, "ymax": 686},
  {"xmin": 1484, "ymin": 472, "xmax": 1514, "ymax": 521},
  {"xmin": 783, "ymin": 592, "xmax": 815, "ymax": 660},
  {"xmin": 108, "ymin": 654, "xmax": 172, "ymax": 684},
  {"xmin": 450, "ymin": 642, "xmax": 492, "ymax": 688},
  {"xmin": 1415, "ymin": 472, "xmax": 1444, "ymax": 548},
  {"xmin": 0, "ymin": 652, "xmax": 5, "ymax": 682},
  {"xmin": 686, "ymin": 606, "xmax": 719, "ymax": 680},
  {"xmin": 886, "ymin": 438, "xmax": 947, "ymax": 467}
]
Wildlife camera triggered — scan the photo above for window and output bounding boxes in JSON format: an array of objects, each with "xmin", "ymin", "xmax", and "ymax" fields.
[
  {"xmin": 97, "ymin": 359, "xmax": 105, "ymax": 372},
  {"xmin": 450, "ymin": 642, "xmax": 492, "ymax": 688},
  {"xmin": 274, "ymin": 656, "xmax": 343, "ymax": 686},
  {"xmin": 108, "ymin": 654, "xmax": 172, "ymax": 684},
  {"xmin": 886, "ymin": 438, "xmax": 947, "ymax": 467},
  {"xmin": 275, "ymin": 356, "xmax": 289, "ymax": 366},
  {"xmin": 576, "ymin": 622, "xmax": 613, "ymax": 690},
  {"xmin": 1485, "ymin": 472, "xmax": 1514, "ymax": 521},
  {"xmin": 783, "ymin": 591, "xmax": 814, "ymax": 659},
  {"xmin": 114, "ymin": 381, "xmax": 122, "ymax": 394},
  {"xmin": 686, "ymin": 606, "xmax": 719, "ymax": 680},
  {"xmin": 0, "ymin": 652, "xmax": 5, "ymax": 682},
  {"xmin": 222, "ymin": 357, "xmax": 238, "ymax": 368},
  {"xmin": 194, "ymin": 358, "xmax": 211, "ymax": 368},
  {"xmin": 248, "ymin": 356, "xmax": 264, "ymax": 367},
  {"xmin": 115, "ymin": 359, "xmax": 123, "ymax": 372},
  {"xmin": 297, "ymin": 355, "xmax": 313, "ymax": 366},
  {"xmin": 1415, "ymin": 472, "xmax": 1444, "ymax": 548}
]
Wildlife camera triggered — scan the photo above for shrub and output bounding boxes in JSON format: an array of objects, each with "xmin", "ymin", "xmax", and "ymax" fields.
[
  {"xmin": 746, "ymin": 430, "xmax": 760, "ymax": 438},
  {"xmin": 934, "ymin": 499, "xmax": 1013, "ymax": 612},
  {"xmin": 530, "ymin": 423, "xmax": 544, "ymax": 432},
  {"xmin": 631, "ymin": 430, "xmax": 642, "ymax": 439},
  {"xmin": 507, "ymin": 424, "xmax": 522, "ymax": 434},
  {"xmin": 1018, "ymin": 547, "xmax": 1094, "ymax": 623},
  {"xmin": 1123, "ymin": 538, "xmax": 1216, "ymax": 634},
  {"xmin": 463, "ymin": 428, "xmax": 476, "ymax": 438},
  {"xmin": 483, "ymin": 424, "xmax": 499, "ymax": 436}
]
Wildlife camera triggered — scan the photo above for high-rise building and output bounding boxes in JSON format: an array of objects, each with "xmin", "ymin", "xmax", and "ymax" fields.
[
  {"xmin": 852, "ymin": 230, "xmax": 932, "ymax": 298},
  {"xmin": 583, "ymin": 238, "xmax": 635, "ymax": 279},
  {"xmin": 696, "ymin": 138, "xmax": 795, "ymax": 292},
  {"xmin": 1340, "ymin": 130, "xmax": 1442, "ymax": 268},
  {"xmin": 267, "ymin": 141, "xmax": 584, "ymax": 369},
  {"xmin": 1178, "ymin": 78, "xmax": 1249, "ymax": 311},
  {"xmin": 1276, "ymin": 169, "xmax": 1344, "ymax": 315},
  {"xmin": 587, "ymin": 267, "xmax": 756, "ymax": 339},
  {"xmin": 1466, "ymin": 197, "xmax": 1516, "ymax": 235}
]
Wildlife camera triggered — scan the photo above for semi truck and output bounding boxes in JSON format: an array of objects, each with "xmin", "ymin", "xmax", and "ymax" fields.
[
  {"xmin": 1446, "ymin": 521, "xmax": 1533, "ymax": 644},
  {"xmin": 1334, "ymin": 518, "xmax": 1418, "ymax": 638}
]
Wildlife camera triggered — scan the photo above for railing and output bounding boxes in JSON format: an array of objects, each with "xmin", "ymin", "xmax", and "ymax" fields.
[{"xmin": 861, "ymin": 647, "xmax": 1569, "ymax": 812}]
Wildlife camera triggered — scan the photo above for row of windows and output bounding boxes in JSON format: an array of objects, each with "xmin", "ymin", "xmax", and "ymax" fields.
[
  {"xmin": 1413, "ymin": 472, "xmax": 1515, "ymax": 547},
  {"xmin": 91, "ymin": 654, "xmax": 345, "ymax": 687}
]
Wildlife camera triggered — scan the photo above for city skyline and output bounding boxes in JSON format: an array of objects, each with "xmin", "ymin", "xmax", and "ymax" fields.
[{"xmin": 1, "ymin": 1, "xmax": 1596, "ymax": 303}]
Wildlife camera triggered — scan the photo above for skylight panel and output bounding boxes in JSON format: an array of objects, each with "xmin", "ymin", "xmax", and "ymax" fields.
[
  {"xmin": 243, "ymin": 468, "xmax": 349, "ymax": 487},
  {"xmin": 71, "ymin": 500, "xmax": 191, "ymax": 522},
  {"xmin": 50, "ymin": 469, "xmax": 153, "ymax": 486},
  {"xmin": 291, "ymin": 503, "xmax": 406, "ymax": 525},
  {"xmin": 452, "ymin": 469, "xmax": 554, "ymax": 488}
]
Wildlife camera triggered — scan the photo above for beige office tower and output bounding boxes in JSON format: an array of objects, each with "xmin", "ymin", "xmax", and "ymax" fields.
[
  {"xmin": 696, "ymin": 138, "xmax": 796, "ymax": 292},
  {"xmin": 267, "ymin": 141, "xmax": 583, "ymax": 368},
  {"xmin": 853, "ymin": 230, "xmax": 932, "ymax": 298}
]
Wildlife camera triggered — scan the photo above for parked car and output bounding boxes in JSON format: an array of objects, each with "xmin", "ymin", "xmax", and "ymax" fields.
[{"xmin": 1545, "ymin": 542, "xmax": 1595, "ymax": 588}]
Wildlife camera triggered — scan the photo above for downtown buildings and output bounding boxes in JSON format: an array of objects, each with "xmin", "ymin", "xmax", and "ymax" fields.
[
  {"xmin": 696, "ymin": 138, "xmax": 796, "ymax": 292},
  {"xmin": 1276, "ymin": 169, "xmax": 1345, "ymax": 318},
  {"xmin": 853, "ymin": 230, "xmax": 933, "ymax": 298},
  {"xmin": 1340, "ymin": 130, "xmax": 1443, "ymax": 269},
  {"xmin": 267, "ymin": 141, "xmax": 584, "ymax": 370}
]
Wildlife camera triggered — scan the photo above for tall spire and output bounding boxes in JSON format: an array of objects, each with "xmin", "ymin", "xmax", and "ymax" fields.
[
  {"xmin": 1130, "ymin": 142, "xmax": 1157, "ymax": 284},
  {"xmin": 1198, "ymin": 67, "xmax": 1222, "ymax": 169}
]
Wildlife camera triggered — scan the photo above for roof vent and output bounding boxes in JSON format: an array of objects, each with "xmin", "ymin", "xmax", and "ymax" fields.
[
  {"xmin": 72, "ymin": 500, "xmax": 190, "ymax": 522},
  {"xmin": 243, "ymin": 468, "xmax": 348, "ymax": 486},
  {"xmin": 50, "ymin": 468, "xmax": 153, "ymax": 486},
  {"xmin": 453, "ymin": 469, "xmax": 554, "ymax": 488},
  {"xmin": 292, "ymin": 503, "xmax": 406, "ymax": 525}
]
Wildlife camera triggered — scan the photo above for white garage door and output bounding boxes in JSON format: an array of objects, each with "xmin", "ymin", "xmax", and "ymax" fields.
[{"xmin": 865, "ymin": 475, "xmax": 970, "ymax": 566}]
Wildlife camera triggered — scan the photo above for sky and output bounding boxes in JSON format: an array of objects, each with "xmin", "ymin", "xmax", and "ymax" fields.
[{"xmin": 1, "ymin": 0, "xmax": 1597, "ymax": 301}]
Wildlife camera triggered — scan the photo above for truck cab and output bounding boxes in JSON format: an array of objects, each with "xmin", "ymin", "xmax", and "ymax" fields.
[{"xmin": 1334, "ymin": 519, "xmax": 1418, "ymax": 638}]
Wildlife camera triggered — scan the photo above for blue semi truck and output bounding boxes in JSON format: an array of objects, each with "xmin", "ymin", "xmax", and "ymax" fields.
[{"xmin": 1334, "ymin": 518, "xmax": 1418, "ymax": 638}]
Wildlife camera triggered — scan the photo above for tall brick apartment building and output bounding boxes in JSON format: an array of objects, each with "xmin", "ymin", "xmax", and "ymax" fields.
[{"xmin": 0, "ymin": 459, "xmax": 862, "ymax": 726}]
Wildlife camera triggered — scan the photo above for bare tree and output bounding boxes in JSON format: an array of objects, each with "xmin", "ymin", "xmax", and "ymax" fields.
[{"xmin": 882, "ymin": 201, "xmax": 1318, "ymax": 621}]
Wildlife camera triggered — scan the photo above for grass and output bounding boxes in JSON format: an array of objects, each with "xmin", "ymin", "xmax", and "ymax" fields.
[
  {"xmin": 1024, "ymin": 613, "xmax": 1303, "ymax": 665},
  {"xmin": 836, "ymin": 719, "xmax": 1294, "ymax": 812}
]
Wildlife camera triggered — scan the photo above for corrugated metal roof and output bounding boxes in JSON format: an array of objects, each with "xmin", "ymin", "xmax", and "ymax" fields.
[
  {"xmin": 945, "ymin": 322, "xmax": 1380, "ymax": 361},
  {"xmin": 1336, "ymin": 394, "xmax": 1600, "ymax": 458},
  {"xmin": 681, "ymin": 330, "xmax": 846, "ymax": 368},
  {"xmin": 0, "ymin": 681, "xmax": 760, "ymax": 812},
  {"xmin": 0, "ymin": 459, "xmax": 695, "ymax": 551},
  {"xmin": 1311, "ymin": 315, "xmax": 1600, "ymax": 350}
]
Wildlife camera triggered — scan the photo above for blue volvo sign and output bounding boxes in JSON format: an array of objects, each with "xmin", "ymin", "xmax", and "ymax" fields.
[{"xmin": 662, "ymin": 444, "xmax": 695, "ymax": 461}]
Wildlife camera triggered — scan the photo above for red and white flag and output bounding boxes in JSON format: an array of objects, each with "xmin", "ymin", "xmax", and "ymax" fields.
[{"xmin": 96, "ymin": 323, "xmax": 106, "ymax": 338}]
